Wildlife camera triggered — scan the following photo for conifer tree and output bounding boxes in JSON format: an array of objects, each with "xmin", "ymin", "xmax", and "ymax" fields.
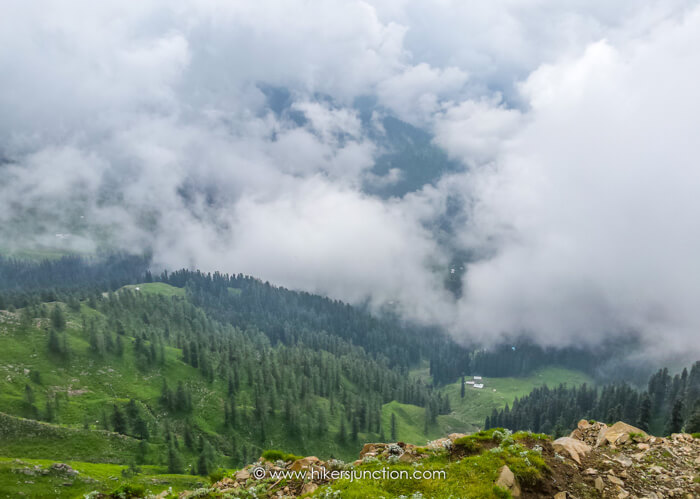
[
  {"xmin": 112, "ymin": 405, "xmax": 128, "ymax": 434},
  {"xmin": 167, "ymin": 443, "xmax": 185, "ymax": 473},
  {"xmin": 686, "ymin": 400, "xmax": 700, "ymax": 433},
  {"xmin": 48, "ymin": 329, "xmax": 61, "ymax": 354},
  {"xmin": 50, "ymin": 305, "xmax": 66, "ymax": 331},
  {"xmin": 637, "ymin": 394, "xmax": 652, "ymax": 432},
  {"xmin": 136, "ymin": 440, "xmax": 149, "ymax": 464},
  {"xmin": 19, "ymin": 307, "xmax": 32, "ymax": 332},
  {"xmin": 666, "ymin": 399, "xmax": 684, "ymax": 435},
  {"xmin": 337, "ymin": 417, "xmax": 346, "ymax": 444},
  {"xmin": 197, "ymin": 452, "xmax": 209, "ymax": 476}
]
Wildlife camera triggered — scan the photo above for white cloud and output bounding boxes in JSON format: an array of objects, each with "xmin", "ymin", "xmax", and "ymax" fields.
[
  {"xmin": 447, "ymin": 7, "xmax": 700, "ymax": 357},
  {"xmin": 1, "ymin": 0, "xmax": 700, "ymax": 361}
]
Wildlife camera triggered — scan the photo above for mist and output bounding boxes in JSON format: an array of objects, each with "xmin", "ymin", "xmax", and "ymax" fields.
[{"xmin": 2, "ymin": 0, "xmax": 700, "ymax": 361}]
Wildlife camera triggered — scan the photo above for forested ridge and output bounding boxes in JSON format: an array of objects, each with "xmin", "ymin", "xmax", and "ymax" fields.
[
  {"xmin": 486, "ymin": 362, "xmax": 700, "ymax": 437},
  {"xmin": 2, "ymin": 252, "xmax": 694, "ymax": 479},
  {"xmin": 1, "ymin": 255, "xmax": 616, "ymax": 384},
  {"xmin": 2, "ymin": 287, "xmax": 452, "ymax": 469}
]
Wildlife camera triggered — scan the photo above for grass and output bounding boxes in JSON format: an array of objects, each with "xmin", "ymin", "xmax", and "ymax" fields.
[
  {"xmin": 0, "ymin": 456, "xmax": 205, "ymax": 498},
  {"xmin": 380, "ymin": 366, "xmax": 591, "ymax": 446},
  {"xmin": 0, "ymin": 413, "xmax": 151, "ymax": 464},
  {"xmin": 0, "ymin": 247, "xmax": 88, "ymax": 261},
  {"xmin": 313, "ymin": 429, "xmax": 548, "ymax": 498},
  {"xmin": 437, "ymin": 367, "xmax": 593, "ymax": 430},
  {"xmin": 119, "ymin": 282, "xmax": 185, "ymax": 297},
  {"xmin": 260, "ymin": 450, "xmax": 302, "ymax": 462}
]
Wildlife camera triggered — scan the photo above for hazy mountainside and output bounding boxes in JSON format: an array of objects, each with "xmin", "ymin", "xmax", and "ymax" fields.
[
  {"xmin": 0, "ymin": 287, "xmax": 450, "ymax": 465},
  {"xmin": 0, "ymin": 254, "xmax": 619, "ymax": 385},
  {"xmin": 0, "ymin": 253, "xmax": 691, "ymax": 498},
  {"xmin": 259, "ymin": 87, "xmax": 464, "ymax": 200}
]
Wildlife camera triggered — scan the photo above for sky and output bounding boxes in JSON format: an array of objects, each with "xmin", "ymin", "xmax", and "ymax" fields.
[{"xmin": 1, "ymin": 0, "xmax": 699, "ymax": 360}]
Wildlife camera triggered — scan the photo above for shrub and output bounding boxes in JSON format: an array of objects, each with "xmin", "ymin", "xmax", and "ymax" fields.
[
  {"xmin": 453, "ymin": 436, "xmax": 481, "ymax": 454},
  {"xmin": 513, "ymin": 431, "xmax": 550, "ymax": 441},
  {"xmin": 261, "ymin": 449, "xmax": 302, "ymax": 462},
  {"xmin": 208, "ymin": 469, "xmax": 225, "ymax": 484},
  {"xmin": 120, "ymin": 463, "xmax": 142, "ymax": 478},
  {"xmin": 110, "ymin": 484, "xmax": 146, "ymax": 498},
  {"xmin": 493, "ymin": 485, "xmax": 511, "ymax": 499}
]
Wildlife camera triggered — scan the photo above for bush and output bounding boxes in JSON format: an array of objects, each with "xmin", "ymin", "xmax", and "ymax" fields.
[
  {"xmin": 513, "ymin": 431, "xmax": 550, "ymax": 441},
  {"xmin": 121, "ymin": 463, "xmax": 142, "ymax": 478},
  {"xmin": 261, "ymin": 449, "xmax": 302, "ymax": 462},
  {"xmin": 453, "ymin": 436, "xmax": 482, "ymax": 454},
  {"xmin": 110, "ymin": 484, "xmax": 146, "ymax": 498},
  {"xmin": 208, "ymin": 469, "xmax": 225, "ymax": 484}
]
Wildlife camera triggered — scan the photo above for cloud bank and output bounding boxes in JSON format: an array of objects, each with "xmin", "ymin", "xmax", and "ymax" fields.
[{"xmin": 1, "ymin": 0, "xmax": 700, "ymax": 359}]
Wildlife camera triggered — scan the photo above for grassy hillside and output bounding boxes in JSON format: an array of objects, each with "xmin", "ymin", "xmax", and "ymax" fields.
[
  {"xmin": 0, "ymin": 293, "xmax": 590, "ymax": 462},
  {"xmin": 0, "ymin": 277, "xmax": 596, "ymax": 498},
  {"xmin": 0, "ymin": 456, "xmax": 205, "ymax": 498},
  {"xmin": 119, "ymin": 282, "xmax": 185, "ymax": 297},
  {"xmin": 0, "ymin": 247, "xmax": 86, "ymax": 261},
  {"xmin": 0, "ymin": 413, "xmax": 151, "ymax": 464},
  {"xmin": 380, "ymin": 367, "xmax": 592, "ymax": 443},
  {"xmin": 0, "ymin": 294, "xmax": 438, "ymax": 466},
  {"xmin": 443, "ymin": 367, "xmax": 593, "ymax": 429}
]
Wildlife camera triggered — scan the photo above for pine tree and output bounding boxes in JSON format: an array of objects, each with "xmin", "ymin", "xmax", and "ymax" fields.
[
  {"xmin": 197, "ymin": 452, "xmax": 209, "ymax": 476},
  {"xmin": 685, "ymin": 401, "xmax": 700, "ymax": 433},
  {"xmin": 100, "ymin": 409, "xmax": 110, "ymax": 430},
  {"xmin": 19, "ymin": 307, "xmax": 32, "ymax": 332},
  {"xmin": 44, "ymin": 399, "xmax": 55, "ymax": 422},
  {"xmin": 337, "ymin": 416, "xmax": 346, "ymax": 444},
  {"xmin": 351, "ymin": 415, "xmax": 359, "ymax": 441},
  {"xmin": 666, "ymin": 399, "xmax": 684, "ymax": 435},
  {"xmin": 390, "ymin": 413, "xmax": 397, "ymax": 441},
  {"xmin": 60, "ymin": 332, "xmax": 71, "ymax": 359},
  {"xmin": 48, "ymin": 329, "xmax": 61, "ymax": 354},
  {"xmin": 136, "ymin": 440, "xmax": 149, "ymax": 464},
  {"xmin": 184, "ymin": 423, "xmax": 195, "ymax": 450},
  {"xmin": 24, "ymin": 384, "xmax": 35, "ymax": 405},
  {"xmin": 50, "ymin": 305, "xmax": 66, "ymax": 331},
  {"xmin": 167, "ymin": 443, "xmax": 185, "ymax": 473},
  {"xmin": 134, "ymin": 415, "xmax": 150, "ymax": 440},
  {"xmin": 636, "ymin": 394, "xmax": 651, "ymax": 432},
  {"xmin": 112, "ymin": 405, "xmax": 128, "ymax": 434},
  {"xmin": 176, "ymin": 381, "xmax": 190, "ymax": 412},
  {"xmin": 460, "ymin": 376, "xmax": 466, "ymax": 398}
]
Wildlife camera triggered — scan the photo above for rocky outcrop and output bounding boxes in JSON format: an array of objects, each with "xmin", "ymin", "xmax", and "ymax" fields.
[
  {"xmin": 595, "ymin": 421, "xmax": 648, "ymax": 447},
  {"xmin": 495, "ymin": 465, "xmax": 521, "ymax": 497},
  {"xmin": 171, "ymin": 420, "xmax": 699, "ymax": 498},
  {"xmin": 551, "ymin": 421, "xmax": 700, "ymax": 499},
  {"xmin": 552, "ymin": 436, "xmax": 592, "ymax": 464}
]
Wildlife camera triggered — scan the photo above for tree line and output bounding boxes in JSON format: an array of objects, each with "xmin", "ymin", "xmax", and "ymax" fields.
[{"xmin": 486, "ymin": 361, "xmax": 700, "ymax": 436}]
